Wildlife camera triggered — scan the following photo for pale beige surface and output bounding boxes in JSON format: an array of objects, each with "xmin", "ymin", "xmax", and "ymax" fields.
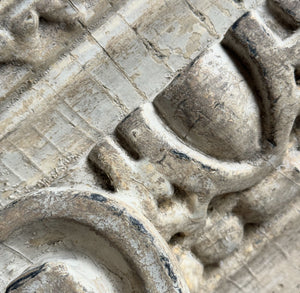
[{"xmin": 0, "ymin": 0, "xmax": 299, "ymax": 292}]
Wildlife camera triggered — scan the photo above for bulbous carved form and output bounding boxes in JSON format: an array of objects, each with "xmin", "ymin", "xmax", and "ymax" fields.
[
  {"xmin": 192, "ymin": 213, "xmax": 244, "ymax": 265},
  {"xmin": 154, "ymin": 45, "xmax": 262, "ymax": 161}
]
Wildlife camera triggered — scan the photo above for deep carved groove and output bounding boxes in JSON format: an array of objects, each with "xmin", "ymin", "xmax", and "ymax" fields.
[
  {"xmin": 87, "ymin": 158, "xmax": 115, "ymax": 192},
  {"xmin": 169, "ymin": 232, "xmax": 186, "ymax": 246},
  {"xmin": 295, "ymin": 67, "xmax": 300, "ymax": 86},
  {"xmin": 115, "ymin": 128, "xmax": 140, "ymax": 161}
]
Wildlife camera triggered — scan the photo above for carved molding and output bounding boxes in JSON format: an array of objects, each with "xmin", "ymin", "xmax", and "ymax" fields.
[
  {"xmin": 0, "ymin": 189, "xmax": 188, "ymax": 292},
  {"xmin": 87, "ymin": 1, "xmax": 300, "ymax": 291},
  {"xmin": 0, "ymin": 0, "xmax": 299, "ymax": 292}
]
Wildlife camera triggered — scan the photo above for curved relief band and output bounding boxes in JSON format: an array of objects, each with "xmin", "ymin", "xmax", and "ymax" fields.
[
  {"xmin": 0, "ymin": 189, "xmax": 188, "ymax": 293},
  {"xmin": 268, "ymin": 0, "xmax": 300, "ymax": 28},
  {"xmin": 222, "ymin": 11, "xmax": 300, "ymax": 151},
  {"xmin": 116, "ymin": 103, "xmax": 274, "ymax": 196}
]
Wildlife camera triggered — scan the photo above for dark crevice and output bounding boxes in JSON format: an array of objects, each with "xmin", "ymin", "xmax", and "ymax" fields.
[
  {"xmin": 87, "ymin": 158, "xmax": 115, "ymax": 192},
  {"xmin": 172, "ymin": 185, "xmax": 199, "ymax": 213},
  {"xmin": 295, "ymin": 67, "xmax": 300, "ymax": 86},
  {"xmin": 132, "ymin": 26, "xmax": 168, "ymax": 60},
  {"xmin": 173, "ymin": 185, "xmax": 188, "ymax": 202},
  {"xmin": 207, "ymin": 203, "xmax": 214, "ymax": 214},
  {"xmin": 294, "ymin": 116, "xmax": 300, "ymax": 129},
  {"xmin": 243, "ymin": 222, "xmax": 260, "ymax": 238},
  {"xmin": 293, "ymin": 116, "xmax": 300, "ymax": 149},
  {"xmin": 168, "ymin": 232, "xmax": 186, "ymax": 245},
  {"xmin": 157, "ymin": 198, "xmax": 173, "ymax": 210},
  {"xmin": 202, "ymin": 263, "xmax": 220, "ymax": 278},
  {"xmin": 115, "ymin": 129, "xmax": 140, "ymax": 161}
]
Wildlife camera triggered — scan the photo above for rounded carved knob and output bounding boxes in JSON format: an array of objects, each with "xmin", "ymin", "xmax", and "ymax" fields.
[{"xmin": 192, "ymin": 213, "xmax": 244, "ymax": 265}]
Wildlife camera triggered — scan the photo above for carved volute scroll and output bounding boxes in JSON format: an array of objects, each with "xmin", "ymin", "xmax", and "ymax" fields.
[{"xmin": 0, "ymin": 0, "xmax": 299, "ymax": 292}]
